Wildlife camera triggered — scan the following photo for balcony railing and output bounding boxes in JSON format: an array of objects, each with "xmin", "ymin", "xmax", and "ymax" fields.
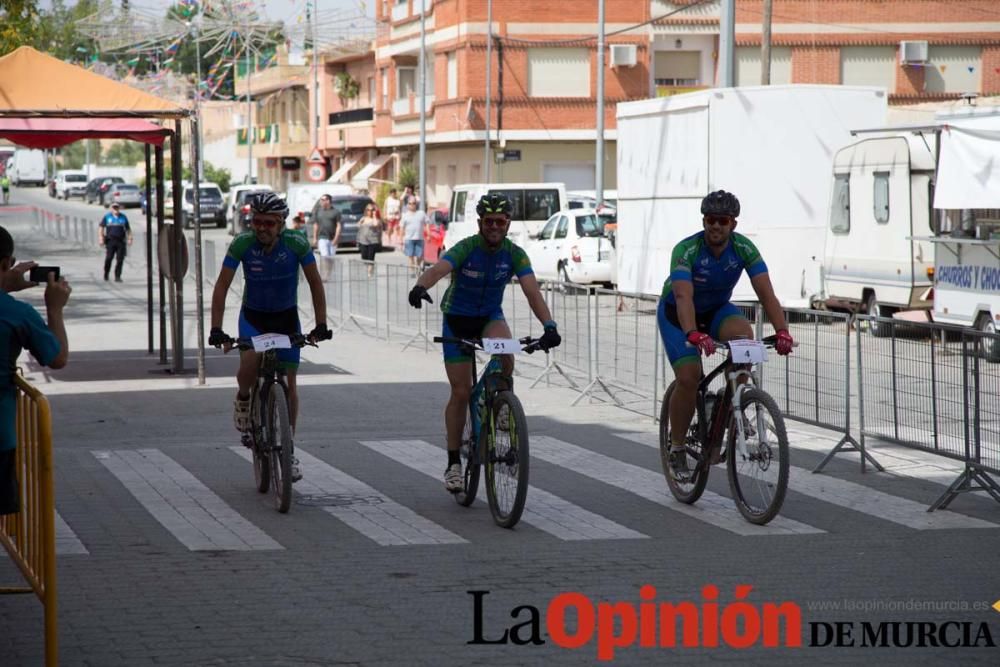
[
  {"xmin": 391, "ymin": 94, "xmax": 435, "ymax": 117},
  {"xmin": 328, "ymin": 107, "xmax": 375, "ymax": 125},
  {"xmin": 237, "ymin": 122, "xmax": 309, "ymax": 146}
]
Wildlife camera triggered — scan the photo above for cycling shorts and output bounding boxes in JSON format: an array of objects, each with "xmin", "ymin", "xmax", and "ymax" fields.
[
  {"xmin": 238, "ymin": 307, "xmax": 301, "ymax": 369},
  {"xmin": 442, "ymin": 311, "xmax": 504, "ymax": 364},
  {"xmin": 657, "ymin": 298, "xmax": 744, "ymax": 368}
]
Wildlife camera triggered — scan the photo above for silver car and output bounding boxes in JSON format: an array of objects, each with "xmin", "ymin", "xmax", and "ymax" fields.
[{"xmin": 105, "ymin": 183, "xmax": 143, "ymax": 208}]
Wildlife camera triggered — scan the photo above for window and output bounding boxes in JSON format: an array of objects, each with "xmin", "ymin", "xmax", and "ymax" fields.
[
  {"xmin": 735, "ymin": 46, "xmax": 792, "ymax": 86},
  {"xmin": 451, "ymin": 190, "xmax": 468, "ymax": 223},
  {"xmin": 397, "ymin": 67, "xmax": 415, "ymax": 98},
  {"xmin": 469, "ymin": 163, "xmax": 481, "ymax": 182},
  {"xmin": 830, "ymin": 174, "xmax": 850, "ymax": 233},
  {"xmin": 447, "ymin": 51, "xmax": 457, "ymax": 99},
  {"xmin": 575, "ymin": 214, "xmax": 602, "ymax": 237},
  {"xmin": 925, "ymin": 46, "xmax": 982, "ymax": 94},
  {"xmin": 491, "ymin": 189, "xmax": 525, "ymax": 220},
  {"xmin": 653, "ymin": 51, "xmax": 701, "ymax": 86},
  {"xmin": 367, "ymin": 76, "xmax": 375, "ymax": 105},
  {"xmin": 555, "ymin": 216, "xmax": 569, "ymax": 239},
  {"xmin": 527, "ymin": 48, "xmax": 590, "ymax": 98},
  {"xmin": 381, "ymin": 68, "xmax": 388, "ymax": 109},
  {"xmin": 840, "ymin": 46, "xmax": 895, "ymax": 88},
  {"xmin": 873, "ymin": 172, "xmax": 890, "ymax": 224},
  {"xmin": 539, "ymin": 216, "xmax": 558, "ymax": 240},
  {"xmin": 524, "ymin": 189, "xmax": 561, "ymax": 220}
]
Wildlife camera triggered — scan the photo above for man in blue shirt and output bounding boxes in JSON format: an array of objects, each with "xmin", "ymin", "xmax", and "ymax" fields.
[
  {"xmin": 98, "ymin": 202, "xmax": 132, "ymax": 282},
  {"xmin": 0, "ymin": 226, "xmax": 71, "ymax": 514}
]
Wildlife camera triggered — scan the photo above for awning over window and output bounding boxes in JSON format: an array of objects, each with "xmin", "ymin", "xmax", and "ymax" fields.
[
  {"xmin": 328, "ymin": 157, "xmax": 358, "ymax": 184},
  {"xmin": 350, "ymin": 153, "xmax": 393, "ymax": 190}
]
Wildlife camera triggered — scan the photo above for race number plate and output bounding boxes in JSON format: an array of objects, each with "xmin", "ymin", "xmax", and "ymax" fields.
[
  {"xmin": 728, "ymin": 340, "xmax": 768, "ymax": 363},
  {"xmin": 251, "ymin": 333, "xmax": 292, "ymax": 352},
  {"xmin": 482, "ymin": 338, "xmax": 523, "ymax": 355}
]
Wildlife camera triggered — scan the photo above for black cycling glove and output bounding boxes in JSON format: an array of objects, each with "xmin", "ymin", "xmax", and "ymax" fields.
[
  {"xmin": 539, "ymin": 321, "xmax": 561, "ymax": 350},
  {"xmin": 208, "ymin": 327, "xmax": 228, "ymax": 348},
  {"xmin": 309, "ymin": 323, "xmax": 333, "ymax": 341},
  {"xmin": 409, "ymin": 284, "xmax": 433, "ymax": 309}
]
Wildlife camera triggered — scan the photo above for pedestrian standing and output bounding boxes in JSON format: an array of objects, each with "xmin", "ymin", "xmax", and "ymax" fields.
[
  {"xmin": 99, "ymin": 202, "xmax": 132, "ymax": 282},
  {"xmin": 400, "ymin": 199, "xmax": 429, "ymax": 275},
  {"xmin": 311, "ymin": 195, "xmax": 341, "ymax": 280},
  {"xmin": 384, "ymin": 188, "xmax": 401, "ymax": 247},
  {"xmin": 357, "ymin": 203, "xmax": 383, "ymax": 277}
]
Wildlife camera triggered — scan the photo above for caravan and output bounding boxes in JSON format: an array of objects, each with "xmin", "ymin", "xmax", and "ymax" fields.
[{"xmin": 820, "ymin": 134, "xmax": 936, "ymax": 334}]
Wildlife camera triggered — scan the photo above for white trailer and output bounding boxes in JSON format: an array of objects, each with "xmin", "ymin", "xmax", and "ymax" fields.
[
  {"xmin": 820, "ymin": 133, "xmax": 936, "ymax": 334},
  {"xmin": 615, "ymin": 85, "xmax": 887, "ymax": 307},
  {"xmin": 9, "ymin": 148, "xmax": 46, "ymax": 186}
]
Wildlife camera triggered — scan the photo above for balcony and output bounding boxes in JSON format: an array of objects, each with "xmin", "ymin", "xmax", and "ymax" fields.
[
  {"xmin": 391, "ymin": 94, "xmax": 435, "ymax": 117},
  {"xmin": 234, "ymin": 64, "xmax": 309, "ymax": 97},
  {"xmin": 391, "ymin": 1, "xmax": 409, "ymax": 22},
  {"xmin": 328, "ymin": 107, "xmax": 375, "ymax": 125},
  {"xmin": 236, "ymin": 121, "xmax": 310, "ymax": 159}
]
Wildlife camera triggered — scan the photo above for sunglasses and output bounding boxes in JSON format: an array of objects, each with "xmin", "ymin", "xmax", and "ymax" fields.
[
  {"xmin": 704, "ymin": 216, "xmax": 732, "ymax": 227},
  {"xmin": 481, "ymin": 218, "xmax": 508, "ymax": 228},
  {"xmin": 252, "ymin": 217, "xmax": 281, "ymax": 228}
]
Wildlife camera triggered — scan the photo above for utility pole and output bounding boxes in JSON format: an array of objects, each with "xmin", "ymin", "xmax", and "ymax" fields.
[
  {"xmin": 484, "ymin": 0, "xmax": 492, "ymax": 182},
  {"xmin": 418, "ymin": 0, "xmax": 427, "ymax": 208},
  {"xmin": 312, "ymin": 0, "xmax": 320, "ymax": 150},
  {"xmin": 595, "ymin": 0, "xmax": 605, "ymax": 206},
  {"xmin": 245, "ymin": 45, "xmax": 253, "ymax": 184},
  {"xmin": 761, "ymin": 0, "xmax": 773, "ymax": 85},
  {"xmin": 719, "ymin": 0, "xmax": 736, "ymax": 87}
]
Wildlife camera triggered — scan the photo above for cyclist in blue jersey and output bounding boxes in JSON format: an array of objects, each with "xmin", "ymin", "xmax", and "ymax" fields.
[
  {"xmin": 408, "ymin": 193, "xmax": 562, "ymax": 492},
  {"xmin": 659, "ymin": 190, "xmax": 794, "ymax": 480},
  {"xmin": 208, "ymin": 193, "xmax": 331, "ymax": 482}
]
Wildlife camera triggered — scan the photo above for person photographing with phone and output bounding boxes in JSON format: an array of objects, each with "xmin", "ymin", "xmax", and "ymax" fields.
[
  {"xmin": 0, "ymin": 226, "xmax": 71, "ymax": 514},
  {"xmin": 98, "ymin": 202, "xmax": 132, "ymax": 282}
]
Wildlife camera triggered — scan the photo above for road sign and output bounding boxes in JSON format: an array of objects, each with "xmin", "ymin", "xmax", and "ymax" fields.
[
  {"xmin": 307, "ymin": 163, "xmax": 326, "ymax": 182},
  {"xmin": 307, "ymin": 148, "xmax": 324, "ymax": 164}
]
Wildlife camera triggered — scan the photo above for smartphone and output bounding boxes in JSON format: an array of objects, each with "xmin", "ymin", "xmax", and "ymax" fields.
[{"xmin": 29, "ymin": 266, "xmax": 60, "ymax": 283}]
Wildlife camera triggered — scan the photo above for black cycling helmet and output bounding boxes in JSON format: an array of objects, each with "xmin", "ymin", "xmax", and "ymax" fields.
[
  {"xmin": 248, "ymin": 191, "xmax": 289, "ymax": 219},
  {"xmin": 700, "ymin": 190, "xmax": 740, "ymax": 218},
  {"xmin": 476, "ymin": 192, "xmax": 513, "ymax": 218}
]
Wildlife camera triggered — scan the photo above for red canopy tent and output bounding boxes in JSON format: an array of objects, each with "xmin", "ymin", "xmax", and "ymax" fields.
[{"xmin": 0, "ymin": 118, "xmax": 169, "ymax": 149}]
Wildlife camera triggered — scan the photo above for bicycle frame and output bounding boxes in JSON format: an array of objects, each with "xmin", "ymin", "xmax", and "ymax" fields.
[
  {"xmin": 696, "ymin": 356, "xmax": 758, "ymax": 459},
  {"xmin": 467, "ymin": 352, "xmax": 508, "ymax": 448}
]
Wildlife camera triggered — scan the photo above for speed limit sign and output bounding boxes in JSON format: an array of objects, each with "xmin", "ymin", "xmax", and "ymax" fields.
[{"xmin": 307, "ymin": 163, "xmax": 326, "ymax": 182}]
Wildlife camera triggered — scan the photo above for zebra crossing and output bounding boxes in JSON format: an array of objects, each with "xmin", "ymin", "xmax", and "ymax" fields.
[{"xmin": 52, "ymin": 432, "xmax": 998, "ymax": 556}]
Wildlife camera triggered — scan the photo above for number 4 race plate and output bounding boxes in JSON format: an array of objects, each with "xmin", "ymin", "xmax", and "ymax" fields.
[
  {"xmin": 728, "ymin": 339, "xmax": 768, "ymax": 363},
  {"xmin": 482, "ymin": 338, "xmax": 523, "ymax": 355},
  {"xmin": 251, "ymin": 333, "xmax": 292, "ymax": 352}
]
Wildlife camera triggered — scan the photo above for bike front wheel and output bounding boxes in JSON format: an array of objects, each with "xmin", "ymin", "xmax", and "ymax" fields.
[
  {"xmin": 726, "ymin": 387, "xmax": 789, "ymax": 525},
  {"xmin": 251, "ymin": 387, "xmax": 270, "ymax": 493},
  {"xmin": 659, "ymin": 382, "xmax": 711, "ymax": 504},
  {"xmin": 267, "ymin": 383, "xmax": 294, "ymax": 513},
  {"xmin": 484, "ymin": 391, "xmax": 529, "ymax": 529},
  {"xmin": 454, "ymin": 407, "xmax": 481, "ymax": 507}
]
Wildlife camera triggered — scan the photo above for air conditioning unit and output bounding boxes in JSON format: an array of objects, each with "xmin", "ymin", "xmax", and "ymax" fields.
[
  {"xmin": 610, "ymin": 44, "xmax": 637, "ymax": 68},
  {"xmin": 900, "ymin": 40, "xmax": 929, "ymax": 65}
]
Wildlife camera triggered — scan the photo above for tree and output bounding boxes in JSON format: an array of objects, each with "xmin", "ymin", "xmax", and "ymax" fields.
[
  {"xmin": 104, "ymin": 141, "xmax": 146, "ymax": 167},
  {"xmin": 0, "ymin": 0, "xmax": 43, "ymax": 57},
  {"xmin": 57, "ymin": 140, "xmax": 102, "ymax": 170}
]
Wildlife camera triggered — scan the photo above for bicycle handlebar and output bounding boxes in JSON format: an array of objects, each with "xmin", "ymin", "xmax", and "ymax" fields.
[
  {"xmin": 432, "ymin": 335, "xmax": 550, "ymax": 354},
  {"xmin": 222, "ymin": 333, "xmax": 318, "ymax": 352}
]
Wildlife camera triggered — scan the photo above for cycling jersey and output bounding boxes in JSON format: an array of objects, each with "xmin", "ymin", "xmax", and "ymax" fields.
[
  {"xmin": 440, "ymin": 235, "xmax": 533, "ymax": 317},
  {"xmin": 223, "ymin": 230, "xmax": 315, "ymax": 312},
  {"xmin": 661, "ymin": 231, "xmax": 767, "ymax": 313}
]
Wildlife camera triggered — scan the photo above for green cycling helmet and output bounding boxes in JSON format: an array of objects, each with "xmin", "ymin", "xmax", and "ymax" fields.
[{"xmin": 476, "ymin": 192, "xmax": 513, "ymax": 218}]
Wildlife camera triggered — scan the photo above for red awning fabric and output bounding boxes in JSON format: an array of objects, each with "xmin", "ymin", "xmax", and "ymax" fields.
[{"xmin": 0, "ymin": 117, "xmax": 170, "ymax": 149}]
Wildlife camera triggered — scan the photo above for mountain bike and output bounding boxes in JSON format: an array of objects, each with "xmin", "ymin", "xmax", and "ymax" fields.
[
  {"xmin": 659, "ymin": 336, "xmax": 790, "ymax": 525},
  {"xmin": 434, "ymin": 335, "xmax": 546, "ymax": 529},
  {"xmin": 227, "ymin": 333, "xmax": 316, "ymax": 514}
]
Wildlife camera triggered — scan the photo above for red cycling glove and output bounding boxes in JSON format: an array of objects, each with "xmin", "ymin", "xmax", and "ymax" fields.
[
  {"xmin": 775, "ymin": 329, "xmax": 794, "ymax": 356},
  {"xmin": 686, "ymin": 331, "xmax": 715, "ymax": 357}
]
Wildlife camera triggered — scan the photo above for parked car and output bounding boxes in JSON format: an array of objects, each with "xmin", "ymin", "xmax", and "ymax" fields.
[
  {"xmin": 105, "ymin": 183, "xmax": 143, "ymax": 208},
  {"xmin": 286, "ymin": 182, "xmax": 354, "ymax": 225},
  {"xmin": 322, "ymin": 195, "xmax": 374, "ymax": 248},
  {"xmin": 53, "ymin": 169, "xmax": 88, "ymax": 199},
  {"xmin": 162, "ymin": 182, "xmax": 226, "ymax": 228},
  {"xmin": 525, "ymin": 208, "xmax": 615, "ymax": 285},
  {"xmin": 225, "ymin": 183, "xmax": 273, "ymax": 233},
  {"xmin": 85, "ymin": 176, "xmax": 124, "ymax": 206},
  {"xmin": 228, "ymin": 187, "xmax": 275, "ymax": 235}
]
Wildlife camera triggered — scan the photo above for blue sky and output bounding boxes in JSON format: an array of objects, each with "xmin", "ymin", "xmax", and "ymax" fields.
[{"xmin": 39, "ymin": 1, "xmax": 373, "ymax": 26}]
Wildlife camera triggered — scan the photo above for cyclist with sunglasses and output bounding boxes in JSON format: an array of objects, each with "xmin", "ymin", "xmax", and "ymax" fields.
[
  {"xmin": 659, "ymin": 190, "xmax": 794, "ymax": 481},
  {"xmin": 408, "ymin": 192, "xmax": 562, "ymax": 493},
  {"xmin": 209, "ymin": 192, "xmax": 331, "ymax": 482}
]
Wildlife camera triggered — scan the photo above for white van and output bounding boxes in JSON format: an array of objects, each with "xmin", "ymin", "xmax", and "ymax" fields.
[
  {"xmin": 445, "ymin": 183, "xmax": 568, "ymax": 250},
  {"xmin": 10, "ymin": 149, "xmax": 46, "ymax": 187},
  {"xmin": 284, "ymin": 182, "xmax": 354, "ymax": 224},
  {"xmin": 821, "ymin": 134, "xmax": 936, "ymax": 333},
  {"xmin": 53, "ymin": 169, "xmax": 89, "ymax": 199}
]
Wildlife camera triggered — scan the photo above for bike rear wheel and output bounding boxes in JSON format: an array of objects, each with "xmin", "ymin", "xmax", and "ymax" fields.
[
  {"xmin": 659, "ymin": 382, "xmax": 711, "ymax": 504},
  {"xmin": 267, "ymin": 383, "xmax": 294, "ymax": 513},
  {"xmin": 454, "ymin": 408, "xmax": 481, "ymax": 507},
  {"xmin": 726, "ymin": 387, "xmax": 789, "ymax": 525},
  {"xmin": 485, "ymin": 391, "xmax": 529, "ymax": 529}
]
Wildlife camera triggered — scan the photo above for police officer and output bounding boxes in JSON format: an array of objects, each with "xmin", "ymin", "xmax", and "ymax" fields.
[{"xmin": 98, "ymin": 202, "xmax": 133, "ymax": 282}]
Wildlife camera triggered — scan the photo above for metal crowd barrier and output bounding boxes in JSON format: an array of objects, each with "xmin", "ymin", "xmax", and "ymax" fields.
[
  {"xmin": 0, "ymin": 376, "xmax": 58, "ymax": 666},
  {"xmin": 856, "ymin": 315, "xmax": 1000, "ymax": 509}
]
